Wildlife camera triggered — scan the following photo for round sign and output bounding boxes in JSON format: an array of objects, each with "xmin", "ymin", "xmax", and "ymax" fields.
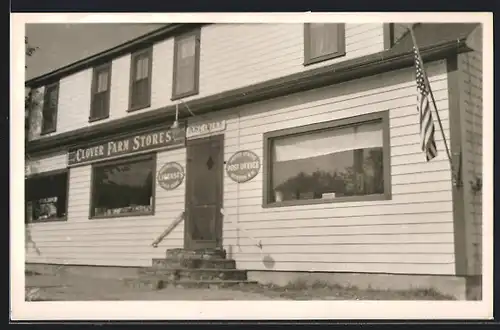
[
  {"xmin": 226, "ymin": 150, "xmax": 261, "ymax": 183},
  {"xmin": 157, "ymin": 162, "xmax": 185, "ymax": 190}
]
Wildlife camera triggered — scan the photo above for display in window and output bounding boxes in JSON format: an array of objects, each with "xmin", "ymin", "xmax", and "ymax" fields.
[{"xmin": 269, "ymin": 120, "xmax": 385, "ymax": 203}]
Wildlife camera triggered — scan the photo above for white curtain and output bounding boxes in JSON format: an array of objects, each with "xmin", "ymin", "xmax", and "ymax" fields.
[{"xmin": 273, "ymin": 121, "xmax": 382, "ymax": 162}]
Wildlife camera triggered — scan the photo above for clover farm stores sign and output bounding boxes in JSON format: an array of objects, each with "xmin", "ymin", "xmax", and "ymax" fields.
[
  {"xmin": 226, "ymin": 150, "xmax": 261, "ymax": 183},
  {"xmin": 68, "ymin": 126, "xmax": 186, "ymax": 166},
  {"xmin": 157, "ymin": 162, "xmax": 185, "ymax": 190}
]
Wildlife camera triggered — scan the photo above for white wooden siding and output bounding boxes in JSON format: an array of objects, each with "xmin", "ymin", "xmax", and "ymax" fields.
[
  {"xmin": 25, "ymin": 55, "xmax": 457, "ymax": 276},
  {"xmin": 458, "ymin": 50, "xmax": 483, "ymax": 275},
  {"xmin": 28, "ymin": 23, "xmax": 385, "ymax": 140},
  {"xmin": 26, "ymin": 147, "xmax": 186, "ymax": 267},
  {"xmin": 217, "ymin": 59, "xmax": 455, "ymax": 275}
]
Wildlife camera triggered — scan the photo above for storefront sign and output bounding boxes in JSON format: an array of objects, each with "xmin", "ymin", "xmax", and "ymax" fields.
[
  {"xmin": 186, "ymin": 120, "xmax": 226, "ymax": 139},
  {"xmin": 68, "ymin": 125, "xmax": 186, "ymax": 166},
  {"xmin": 226, "ymin": 150, "xmax": 261, "ymax": 183},
  {"xmin": 157, "ymin": 162, "xmax": 185, "ymax": 190}
]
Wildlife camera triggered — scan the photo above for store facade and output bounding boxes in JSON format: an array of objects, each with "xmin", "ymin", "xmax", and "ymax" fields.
[{"xmin": 24, "ymin": 22, "xmax": 483, "ymax": 298}]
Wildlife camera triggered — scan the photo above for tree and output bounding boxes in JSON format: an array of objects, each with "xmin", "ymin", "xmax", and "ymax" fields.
[{"xmin": 25, "ymin": 37, "xmax": 39, "ymax": 148}]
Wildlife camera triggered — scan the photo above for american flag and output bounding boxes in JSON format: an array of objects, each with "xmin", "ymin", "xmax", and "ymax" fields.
[{"xmin": 413, "ymin": 46, "xmax": 438, "ymax": 161}]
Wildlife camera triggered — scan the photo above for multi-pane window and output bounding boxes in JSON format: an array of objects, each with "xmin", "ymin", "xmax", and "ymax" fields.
[
  {"xmin": 304, "ymin": 23, "xmax": 346, "ymax": 65},
  {"xmin": 25, "ymin": 170, "xmax": 68, "ymax": 223},
  {"xmin": 172, "ymin": 29, "xmax": 200, "ymax": 99},
  {"xmin": 41, "ymin": 82, "xmax": 59, "ymax": 134},
  {"xmin": 129, "ymin": 48, "xmax": 152, "ymax": 111},
  {"xmin": 90, "ymin": 63, "xmax": 111, "ymax": 121},
  {"xmin": 90, "ymin": 155, "xmax": 155, "ymax": 218},
  {"xmin": 264, "ymin": 112, "xmax": 391, "ymax": 206}
]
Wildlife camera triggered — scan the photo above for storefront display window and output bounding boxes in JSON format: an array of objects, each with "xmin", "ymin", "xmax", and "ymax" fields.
[{"xmin": 90, "ymin": 154, "xmax": 155, "ymax": 218}]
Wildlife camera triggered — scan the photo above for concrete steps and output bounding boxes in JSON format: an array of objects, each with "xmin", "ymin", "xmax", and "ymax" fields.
[{"xmin": 124, "ymin": 248, "xmax": 251, "ymax": 290}]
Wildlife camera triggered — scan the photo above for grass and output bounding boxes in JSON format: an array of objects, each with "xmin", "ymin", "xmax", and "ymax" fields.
[{"xmin": 232, "ymin": 279, "xmax": 457, "ymax": 300}]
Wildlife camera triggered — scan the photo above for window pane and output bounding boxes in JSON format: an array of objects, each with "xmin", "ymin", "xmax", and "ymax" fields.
[
  {"xmin": 92, "ymin": 158, "xmax": 154, "ymax": 217},
  {"xmin": 131, "ymin": 78, "xmax": 149, "ymax": 108},
  {"xmin": 91, "ymin": 92, "xmax": 109, "ymax": 118},
  {"xmin": 134, "ymin": 55, "xmax": 149, "ymax": 81},
  {"xmin": 270, "ymin": 121, "xmax": 384, "ymax": 203},
  {"xmin": 96, "ymin": 70, "xmax": 109, "ymax": 93},
  {"xmin": 174, "ymin": 35, "xmax": 196, "ymax": 96},
  {"xmin": 309, "ymin": 23, "xmax": 340, "ymax": 58},
  {"xmin": 25, "ymin": 172, "xmax": 68, "ymax": 222}
]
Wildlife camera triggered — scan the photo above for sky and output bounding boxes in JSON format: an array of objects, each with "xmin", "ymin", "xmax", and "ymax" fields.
[{"xmin": 25, "ymin": 23, "xmax": 167, "ymax": 80}]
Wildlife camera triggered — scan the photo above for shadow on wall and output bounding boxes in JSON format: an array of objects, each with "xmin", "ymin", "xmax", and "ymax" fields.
[{"xmin": 227, "ymin": 245, "xmax": 276, "ymax": 269}]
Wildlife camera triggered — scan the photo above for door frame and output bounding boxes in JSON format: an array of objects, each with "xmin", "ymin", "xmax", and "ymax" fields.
[{"xmin": 183, "ymin": 133, "xmax": 224, "ymax": 250}]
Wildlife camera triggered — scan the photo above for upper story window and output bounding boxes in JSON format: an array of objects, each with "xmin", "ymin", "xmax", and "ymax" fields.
[
  {"xmin": 41, "ymin": 82, "xmax": 59, "ymax": 134},
  {"xmin": 172, "ymin": 29, "xmax": 201, "ymax": 100},
  {"xmin": 129, "ymin": 47, "xmax": 152, "ymax": 111},
  {"xmin": 303, "ymin": 23, "xmax": 346, "ymax": 65},
  {"xmin": 89, "ymin": 63, "xmax": 112, "ymax": 122}
]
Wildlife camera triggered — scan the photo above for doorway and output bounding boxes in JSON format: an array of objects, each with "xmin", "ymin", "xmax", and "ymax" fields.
[{"xmin": 184, "ymin": 134, "xmax": 224, "ymax": 250}]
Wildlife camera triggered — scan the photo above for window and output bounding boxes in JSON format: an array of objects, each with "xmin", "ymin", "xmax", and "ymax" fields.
[
  {"xmin": 304, "ymin": 23, "xmax": 346, "ymax": 65},
  {"xmin": 25, "ymin": 170, "xmax": 68, "ymax": 223},
  {"xmin": 41, "ymin": 82, "xmax": 59, "ymax": 134},
  {"xmin": 90, "ymin": 155, "xmax": 156, "ymax": 218},
  {"xmin": 129, "ymin": 48, "xmax": 152, "ymax": 111},
  {"xmin": 90, "ymin": 63, "xmax": 111, "ymax": 121},
  {"xmin": 263, "ymin": 112, "xmax": 391, "ymax": 207},
  {"xmin": 172, "ymin": 29, "xmax": 200, "ymax": 100}
]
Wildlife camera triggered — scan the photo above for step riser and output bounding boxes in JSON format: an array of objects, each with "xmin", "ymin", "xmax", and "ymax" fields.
[
  {"xmin": 139, "ymin": 270, "xmax": 247, "ymax": 281},
  {"xmin": 152, "ymin": 258, "xmax": 236, "ymax": 270},
  {"xmin": 166, "ymin": 248, "xmax": 227, "ymax": 260}
]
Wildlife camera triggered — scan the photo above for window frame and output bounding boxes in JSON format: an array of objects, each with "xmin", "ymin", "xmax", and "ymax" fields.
[
  {"xmin": 303, "ymin": 23, "xmax": 346, "ymax": 66},
  {"xmin": 171, "ymin": 28, "xmax": 201, "ymax": 101},
  {"xmin": 262, "ymin": 111, "xmax": 392, "ymax": 208},
  {"xmin": 25, "ymin": 168, "xmax": 70, "ymax": 223},
  {"xmin": 128, "ymin": 47, "xmax": 153, "ymax": 112},
  {"xmin": 88, "ymin": 153, "xmax": 157, "ymax": 219},
  {"xmin": 89, "ymin": 62, "xmax": 112, "ymax": 122},
  {"xmin": 40, "ymin": 81, "xmax": 59, "ymax": 135}
]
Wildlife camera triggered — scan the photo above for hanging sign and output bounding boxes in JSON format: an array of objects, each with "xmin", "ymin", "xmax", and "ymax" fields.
[
  {"xmin": 68, "ymin": 125, "xmax": 186, "ymax": 166},
  {"xmin": 226, "ymin": 150, "xmax": 261, "ymax": 183},
  {"xmin": 186, "ymin": 120, "xmax": 226, "ymax": 139},
  {"xmin": 157, "ymin": 162, "xmax": 185, "ymax": 190}
]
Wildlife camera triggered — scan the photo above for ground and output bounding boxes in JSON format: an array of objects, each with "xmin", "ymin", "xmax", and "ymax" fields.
[{"xmin": 25, "ymin": 271, "xmax": 456, "ymax": 301}]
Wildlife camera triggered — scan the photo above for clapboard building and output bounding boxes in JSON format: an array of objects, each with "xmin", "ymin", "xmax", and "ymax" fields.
[{"xmin": 25, "ymin": 22, "xmax": 483, "ymax": 299}]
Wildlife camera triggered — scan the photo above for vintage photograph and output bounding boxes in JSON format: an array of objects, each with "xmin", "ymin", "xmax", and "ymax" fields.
[{"xmin": 15, "ymin": 13, "xmax": 490, "ymax": 318}]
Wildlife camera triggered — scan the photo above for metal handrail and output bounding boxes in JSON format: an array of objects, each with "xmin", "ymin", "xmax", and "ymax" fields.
[
  {"xmin": 220, "ymin": 208, "xmax": 263, "ymax": 249},
  {"xmin": 151, "ymin": 211, "xmax": 185, "ymax": 248}
]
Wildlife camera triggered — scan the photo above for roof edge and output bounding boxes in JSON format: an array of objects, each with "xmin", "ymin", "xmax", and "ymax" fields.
[{"xmin": 25, "ymin": 23, "xmax": 210, "ymax": 88}]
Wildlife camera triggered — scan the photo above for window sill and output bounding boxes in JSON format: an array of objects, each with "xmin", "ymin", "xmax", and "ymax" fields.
[
  {"xmin": 263, "ymin": 193, "xmax": 391, "ymax": 208},
  {"xmin": 303, "ymin": 51, "xmax": 346, "ymax": 67},
  {"xmin": 40, "ymin": 128, "xmax": 57, "ymax": 136},
  {"xmin": 88, "ymin": 115, "xmax": 110, "ymax": 123},
  {"xmin": 127, "ymin": 104, "xmax": 151, "ymax": 113},
  {"xmin": 171, "ymin": 90, "xmax": 199, "ymax": 101},
  {"xmin": 89, "ymin": 211, "xmax": 154, "ymax": 220},
  {"xmin": 27, "ymin": 216, "xmax": 67, "ymax": 224}
]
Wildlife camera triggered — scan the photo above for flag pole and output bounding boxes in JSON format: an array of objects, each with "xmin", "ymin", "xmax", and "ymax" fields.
[{"xmin": 408, "ymin": 25, "xmax": 453, "ymax": 165}]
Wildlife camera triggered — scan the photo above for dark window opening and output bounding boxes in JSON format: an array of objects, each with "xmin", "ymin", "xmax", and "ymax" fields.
[
  {"xmin": 25, "ymin": 171, "xmax": 68, "ymax": 223},
  {"xmin": 91, "ymin": 156, "xmax": 155, "ymax": 218}
]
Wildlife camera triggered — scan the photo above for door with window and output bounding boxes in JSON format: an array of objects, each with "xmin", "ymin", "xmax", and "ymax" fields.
[{"xmin": 184, "ymin": 134, "xmax": 224, "ymax": 250}]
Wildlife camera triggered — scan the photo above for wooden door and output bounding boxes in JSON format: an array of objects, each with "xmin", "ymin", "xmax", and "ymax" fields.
[{"xmin": 184, "ymin": 134, "xmax": 224, "ymax": 250}]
